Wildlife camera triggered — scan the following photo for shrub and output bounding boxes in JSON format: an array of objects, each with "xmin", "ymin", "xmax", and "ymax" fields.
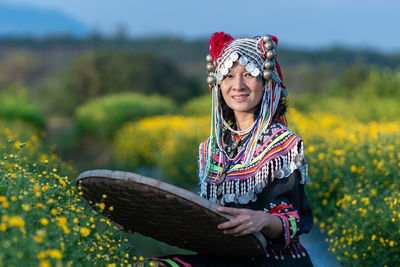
[
  {"xmin": 0, "ymin": 95, "xmax": 45, "ymax": 129},
  {"xmin": 75, "ymin": 93, "xmax": 176, "ymax": 139},
  {"xmin": 182, "ymin": 94, "xmax": 211, "ymax": 116}
]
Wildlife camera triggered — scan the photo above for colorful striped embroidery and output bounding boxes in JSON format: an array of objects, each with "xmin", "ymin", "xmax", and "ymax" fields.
[{"xmin": 199, "ymin": 122, "xmax": 309, "ymax": 204}]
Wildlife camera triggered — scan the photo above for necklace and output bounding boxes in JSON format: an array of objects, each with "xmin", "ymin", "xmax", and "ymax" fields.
[{"xmin": 221, "ymin": 117, "xmax": 256, "ymax": 135}]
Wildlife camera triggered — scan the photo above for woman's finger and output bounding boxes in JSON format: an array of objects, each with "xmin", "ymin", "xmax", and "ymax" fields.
[
  {"xmin": 217, "ymin": 217, "xmax": 242, "ymax": 230},
  {"xmin": 217, "ymin": 206, "xmax": 245, "ymax": 216}
]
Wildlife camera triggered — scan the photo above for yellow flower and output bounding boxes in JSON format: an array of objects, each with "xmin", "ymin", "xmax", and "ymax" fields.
[
  {"xmin": 48, "ymin": 249, "xmax": 62, "ymax": 259},
  {"xmin": 56, "ymin": 217, "xmax": 67, "ymax": 227},
  {"xmin": 350, "ymin": 165, "xmax": 357, "ymax": 173},
  {"xmin": 2, "ymin": 201, "xmax": 9, "ymax": 208},
  {"xmin": 40, "ymin": 218, "xmax": 49, "ymax": 226},
  {"xmin": 80, "ymin": 227, "xmax": 91, "ymax": 238},
  {"xmin": 370, "ymin": 189, "xmax": 377, "ymax": 196},
  {"xmin": 38, "ymin": 251, "xmax": 47, "ymax": 260},
  {"xmin": 33, "ymin": 235, "xmax": 43, "ymax": 244},
  {"xmin": 0, "ymin": 196, "xmax": 5, "ymax": 202},
  {"xmin": 107, "ymin": 264, "xmax": 116, "ymax": 267},
  {"xmin": 51, "ymin": 208, "xmax": 57, "ymax": 215},
  {"xmin": 73, "ymin": 218, "xmax": 79, "ymax": 224},
  {"xmin": 0, "ymin": 223, "xmax": 7, "ymax": 231},
  {"xmin": 39, "ymin": 260, "xmax": 50, "ymax": 267},
  {"xmin": 8, "ymin": 216, "xmax": 25, "ymax": 228}
]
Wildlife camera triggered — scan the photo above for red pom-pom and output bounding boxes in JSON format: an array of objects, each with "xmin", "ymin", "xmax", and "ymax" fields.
[
  {"xmin": 207, "ymin": 32, "xmax": 234, "ymax": 60},
  {"xmin": 270, "ymin": 35, "xmax": 278, "ymax": 46}
]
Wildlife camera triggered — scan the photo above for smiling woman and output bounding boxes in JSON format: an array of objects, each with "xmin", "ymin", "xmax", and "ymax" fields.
[{"xmin": 137, "ymin": 32, "xmax": 313, "ymax": 267}]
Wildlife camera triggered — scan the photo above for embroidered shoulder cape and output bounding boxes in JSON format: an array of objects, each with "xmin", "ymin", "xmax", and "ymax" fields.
[{"xmin": 198, "ymin": 122, "xmax": 310, "ymax": 205}]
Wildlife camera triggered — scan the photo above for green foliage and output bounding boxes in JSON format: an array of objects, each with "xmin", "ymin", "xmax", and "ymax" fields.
[
  {"xmin": 182, "ymin": 94, "xmax": 211, "ymax": 116},
  {"xmin": 75, "ymin": 93, "xmax": 177, "ymax": 139},
  {"xmin": 62, "ymin": 51, "xmax": 201, "ymax": 112},
  {"xmin": 0, "ymin": 86, "xmax": 45, "ymax": 129}
]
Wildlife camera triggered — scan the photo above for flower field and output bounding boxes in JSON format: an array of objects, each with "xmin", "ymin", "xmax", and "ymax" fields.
[
  {"xmin": 288, "ymin": 109, "xmax": 400, "ymax": 266},
  {"xmin": 1, "ymin": 106, "xmax": 399, "ymax": 266},
  {"xmin": 0, "ymin": 120, "xmax": 139, "ymax": 266},
  {"xmin": 113, "ymin": 115, "xmax": 210, "ymax": 189},
  {"xmin": 113, "ymin": 110, "xmax": 400, "ymax": 266}
]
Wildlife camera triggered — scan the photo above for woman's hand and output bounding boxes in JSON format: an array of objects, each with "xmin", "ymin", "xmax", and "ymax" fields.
[{"xmin": 217, "ymin": 206, "xmax": 269, "ymax": 236}]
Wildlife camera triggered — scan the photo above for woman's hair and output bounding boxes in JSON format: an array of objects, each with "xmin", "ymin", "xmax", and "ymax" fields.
[{"xmin": 219, "ymin": 81, "xmax": 287, "ymax": 125}]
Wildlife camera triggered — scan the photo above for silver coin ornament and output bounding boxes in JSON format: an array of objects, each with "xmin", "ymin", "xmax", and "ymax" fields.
[
  {"xmin": 206, "ymin": 54, "xmax": 213, "ymax": 63},
  {"xmin": 220, "ymin": 67, "xmax": 229, "ymax": 76},
  {"xmin": 229, "ymin": 52, "xmax": 239, "ymax": 62},
  {"xmin": 264, "ymin": 61, "xmax": 275, "ymax": 69},
  {"xmin": 274, "ymin": 169, "xmax": 284, "ymax": 179},
  {"xmin": 239, "ymin": 56, "xmax": 248, "ymax": 65},
  {"xmin": 251, "ymin": 68, "xmax": 260, "ymax": 77},
  {"xmin": 225, "ymin": 60, "xmax": 233, "ymax": 68},
  {"xmin": 262, "ymin": 35, "xmax": 272, "ymax": 43},
  {"xmin": 283, "ymin": 166, "xmax": 291, "ymax": 177},
  {"xmin": 263, "ymin": 70, "xmax": 273, "ymax": 80},
  {"xmin": 207, "ymin": 75, "xmax": 216, "ymax": 85},
  {"xmin": 206, "ymin": 63, "xmax": 215, "ymax": 73},
  {"xmin": 265, "ymin": 41, "xmax": 276, "ymax": 50},
  {"xmin": 266, "ymin": 50, "xmax": 276, "ymax": 60},
  {"xmin": 245, "ymin": 62, "xmax": 255, "ymax": 72}
]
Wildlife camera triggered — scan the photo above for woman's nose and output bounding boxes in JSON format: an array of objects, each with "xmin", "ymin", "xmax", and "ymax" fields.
[{"xmin": 232, "ymin": 76, "xmax": 245, "ymax": 90}]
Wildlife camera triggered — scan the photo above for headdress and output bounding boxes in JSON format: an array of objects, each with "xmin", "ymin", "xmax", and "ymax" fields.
[{"xmin": 206, "ymin": 32, "xmax": 285, "ymax": 89}]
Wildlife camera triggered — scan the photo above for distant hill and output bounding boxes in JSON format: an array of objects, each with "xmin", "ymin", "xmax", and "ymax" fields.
[{"xmin": 0, "ymin": 3, "xmax": 91, "ymax": 37}]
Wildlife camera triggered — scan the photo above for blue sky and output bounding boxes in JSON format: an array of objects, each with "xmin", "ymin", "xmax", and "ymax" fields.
[{"xmin": 2, "ymin": 0, "xmax": 400, "ymax": 51}]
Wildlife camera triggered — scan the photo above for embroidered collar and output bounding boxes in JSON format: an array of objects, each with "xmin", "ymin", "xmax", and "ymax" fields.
[{"xmin": 198, "ymin": 122, "xmax": 309, "ymax": 205}]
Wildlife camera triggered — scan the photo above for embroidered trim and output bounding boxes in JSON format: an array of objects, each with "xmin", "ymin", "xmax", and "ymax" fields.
[
  {"xmin": 266, "ymin": 202, "xmax": 300, "ymax": 246},
  {"xmin": 198, "ymin": 122, "xmax": 310, "ymax": 204}
]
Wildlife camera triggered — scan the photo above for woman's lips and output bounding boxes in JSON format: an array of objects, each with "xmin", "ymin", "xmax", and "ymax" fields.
[{"xmin": 232, "ymin": 95, "xmax": 249, "ymax": 102}]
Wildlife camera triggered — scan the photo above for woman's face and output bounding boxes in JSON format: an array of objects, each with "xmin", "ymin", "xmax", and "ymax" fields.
[{"xmin": 220, "ymin": 62, "xmax": 264, "ymax": 117}]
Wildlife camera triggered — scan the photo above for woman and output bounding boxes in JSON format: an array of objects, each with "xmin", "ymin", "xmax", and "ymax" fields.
[{"xmin": 139, "ymin": 32, "xmax": 313, "ymax": 267}]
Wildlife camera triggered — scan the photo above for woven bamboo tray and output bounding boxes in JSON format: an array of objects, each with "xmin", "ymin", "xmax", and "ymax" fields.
[{"xmin": 76, "ymin": 169, "xmax": 266, "ymax": 257}]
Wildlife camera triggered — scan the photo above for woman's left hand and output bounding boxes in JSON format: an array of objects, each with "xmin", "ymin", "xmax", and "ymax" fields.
[{"xmin": 217, "ymin": 206, "xmax": 268, "ymax": 236}]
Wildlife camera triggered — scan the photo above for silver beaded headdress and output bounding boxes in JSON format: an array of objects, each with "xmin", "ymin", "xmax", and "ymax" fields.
[{"xmin": 206, "ymin": 33, "xmax": 286, "ymax": 93}]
